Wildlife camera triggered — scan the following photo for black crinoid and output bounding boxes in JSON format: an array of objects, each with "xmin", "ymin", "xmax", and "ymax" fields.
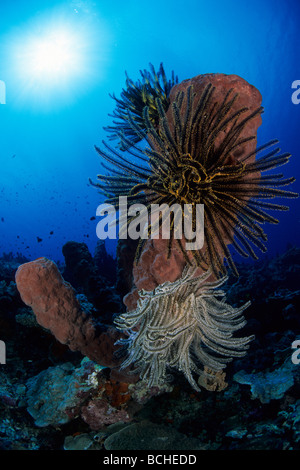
[
  {"xmin": 91, "ymin": 82, "xmax": 298, "ymax": 277},
  {"xmin": 104, "ymin": 63, "xmax": 178, "ymax": 149}
]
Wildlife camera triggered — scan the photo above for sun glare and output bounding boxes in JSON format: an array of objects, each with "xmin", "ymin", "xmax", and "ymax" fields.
[
  {"xmin": 6, "ymin": 8, "xmax": 110, "ymax": 109},
  {"xmin": 28, "ymin": 31, "xmax": 78, "ymax": 79},
  {"xmin": 21, "ymin": 28, "xmax": 83, "ymax": 85}
]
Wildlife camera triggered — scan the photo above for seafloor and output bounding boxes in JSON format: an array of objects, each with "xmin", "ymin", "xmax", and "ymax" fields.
[{"xmin": 0, "ymin": 242, "xmax": 299, "ymax": 450}]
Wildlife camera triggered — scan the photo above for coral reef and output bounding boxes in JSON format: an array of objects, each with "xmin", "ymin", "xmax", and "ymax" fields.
[
  {"xmin": 14, "ymin": 71, "xmax": 298, "ymax": 397},
  {"xmin": 26, "ymin": 360, "xmax": 104, "ymax": 427},
  {"xmin": 0, "ymin": 247, "xmax": 300, "ymax": 449},
  {"xmin": 25, "ymin": 358, "xmax": 138, "ymax": 430},
  {"xmin": 3, "ymin": 65, "xmax": 298, "ymax": 450}
]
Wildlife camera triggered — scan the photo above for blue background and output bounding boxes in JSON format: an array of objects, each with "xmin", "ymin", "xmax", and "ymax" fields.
[{"xmin": 0, "ymin": 0, "xmax": 299, "ymax": 263}]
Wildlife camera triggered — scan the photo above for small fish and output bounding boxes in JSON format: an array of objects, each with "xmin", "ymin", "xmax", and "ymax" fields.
[
  {"xmin": 90, "ymin": 216, "xmax": 96, "ymax": 221},
  {"xmin": 37, "ymin": 237, "xmax": 43, "ymax": 243}
]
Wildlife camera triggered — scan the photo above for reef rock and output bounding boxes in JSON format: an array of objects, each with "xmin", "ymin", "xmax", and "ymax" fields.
[
  {"xmin": 26, "ymin": 360, "xmax": 100, "ymax": 427},
  {"xmin": 103, "ymin": 420, "xmax": 207, "ymax": 450},
  {"xmin": 234, "ymin": 360, "xmax": 299, "ymax": 404}
]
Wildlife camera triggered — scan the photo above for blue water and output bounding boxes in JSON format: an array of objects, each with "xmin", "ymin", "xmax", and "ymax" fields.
[{"xmin": 0, "ymin": 0, "xmax": 299, "ymax": 263}]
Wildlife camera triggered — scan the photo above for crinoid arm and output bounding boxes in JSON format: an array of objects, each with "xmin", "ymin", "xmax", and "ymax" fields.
[
  {"xmin": 114, "ymin": 266, "xmax": 254, "ymax": 392},
  {"xmin": 104, "ymin": 63, "xmax": 178, "ymax": 149}
]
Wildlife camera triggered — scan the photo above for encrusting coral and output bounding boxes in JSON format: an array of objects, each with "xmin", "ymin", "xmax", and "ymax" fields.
[{"xmin": 115, "ymin": 265, "xmax": 253, "ymax": 391}]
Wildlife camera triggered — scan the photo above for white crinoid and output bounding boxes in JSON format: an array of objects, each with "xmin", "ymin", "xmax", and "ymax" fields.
[{"xmin": 114, "ymin": 266, "xmax": 254, "ymax": 391}]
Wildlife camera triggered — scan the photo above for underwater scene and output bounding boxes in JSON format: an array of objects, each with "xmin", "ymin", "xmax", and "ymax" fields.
[{"xmin": 0, "ymin": 0, "xmax": 300, "ymax": 457}]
